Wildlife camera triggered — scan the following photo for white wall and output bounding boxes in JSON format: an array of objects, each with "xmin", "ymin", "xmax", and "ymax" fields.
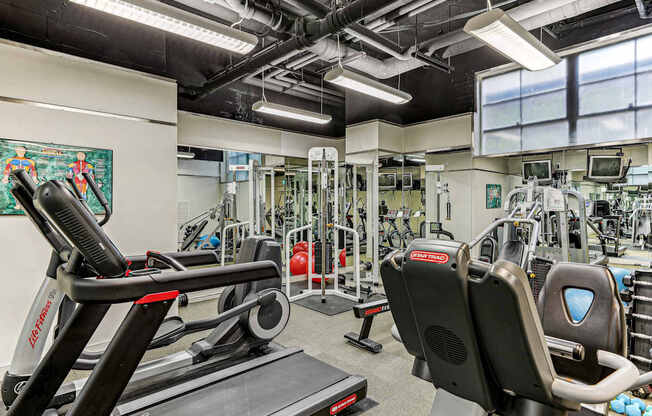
[
  {"xmin": 0, "ymin": 41, "xmax": 178, "ymax": 365},
  {"xmin": 179, "ymin": 111, "xmax": 345, "ymax": 158},
  {"xmin": 345, "ymin": 114, "xmax": 473, "ymax": 157},
  {"xmin": 404, "ymin": 114, "xmax": 473, "ymax": 153}
]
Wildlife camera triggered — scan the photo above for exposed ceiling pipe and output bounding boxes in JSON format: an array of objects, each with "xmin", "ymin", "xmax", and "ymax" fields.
[
  {"xmin": 344, "ymin": 0, "xmax": 442, "ymax": 41},
  {"xmin": 362, "ymin": 0, "xmax": 420, "ymax": 23},
  {"xmin": 243, "ymin": 77, "xmax": 343, "ymax": 104},
  {"xmin": 291, "ymin": 0, "xmax": 330, "ymax": 18},
  {"xmin": 246, "ymin": 71, "xmax": 343, "ymax": 103},
  {"xmin": 344, "ymin": 23, "xmax": 411, "ymax": 59},
  {"xmin": 442, "ymin": 0, "xmax": 624, "ymax": 58},
  {"xmin": 405, "ymin": 0, "xmax": 447, "ymax": 18},
  {"xmin": 635, "ymin": 0, "xmax": 652, "ymax": 18},
  {"xmin": 339, "ymin": 0, "xmax": 585, "ymax": 79},
  {"xmin": 202, "ymin": 0, "xmax": 289, "ymax": 30},
  {"xmin": 183, "ymin": 0, "xmax": 403, "ymax": 99}
]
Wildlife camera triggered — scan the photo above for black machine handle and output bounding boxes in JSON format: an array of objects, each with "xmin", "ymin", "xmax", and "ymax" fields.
[
  {"xmin": 9, "ymin": 170, "xmax": 70, "ymax": 256},
  {"xmin": 57, "ymin": 260, "xmax": 281, "ymax": 304},
  {"xmin": 146, "ymin": 251, "xmax": 188, "ymax": 272},
  {"xmin": 10, "ymin": 168, "xmax": 38, "ymax": 196},
  {"xmin": 65, "ymin": 176, "xmax": 85, "ymax": 201},
  {"xmin": 82, "ymin": 172, "xmax": 111, "ymax": 226}
]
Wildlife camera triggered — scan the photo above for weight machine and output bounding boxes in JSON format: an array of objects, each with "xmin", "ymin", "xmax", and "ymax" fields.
[{"xmin": 285, "ymin": 147, "xmax": 362, "ymax": 304}]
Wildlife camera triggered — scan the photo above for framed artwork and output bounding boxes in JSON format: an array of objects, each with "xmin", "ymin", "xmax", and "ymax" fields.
[
  {"xmin": 486, "ymin": 184, "xmax": 502, "ymax": 209},
  {"xmin": 0, "ymin": 138, "xmax": 113, "ymax": 215}
]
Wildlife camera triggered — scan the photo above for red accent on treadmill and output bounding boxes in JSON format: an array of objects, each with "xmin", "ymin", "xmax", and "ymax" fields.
[
  {"xmin": 329, "ymin": 394, "xmax": 357, "ymax": 414},
  {"xmin": 135, "ymin": 290, "xmax": 180, "ymax": 304},
  {"xmin": 364, "ymin": 307, "xmax": 383, "ymax": 316}
]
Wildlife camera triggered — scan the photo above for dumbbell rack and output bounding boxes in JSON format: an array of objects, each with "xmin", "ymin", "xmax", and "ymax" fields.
[{"xmin": 622, "ymin": 269, "xmax": 652, "ymax": 372}]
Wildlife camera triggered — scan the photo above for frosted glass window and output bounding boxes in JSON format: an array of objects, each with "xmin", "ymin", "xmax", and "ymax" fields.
[
  {"xmin": 637, "ymin": 71, "xmax": 652, "ymax": 107},
  {"xmin": 483, "ymin": 128, "xmax": 520, "ymax": 155},
  {"xmin": 638, "ymin": 108, "xmax": 652, "ymax": 139},
  {"xmin": 522, "ymin": 121, "xmax": 569, "ymax": 151},
  {"xmin": 521, "ymin": 60, "xmax": 567, "ymax": 97},
  {"xmin": 522, "ymin": 90, "xmax": 566, "ymax": 124},
  {"xmin": 577, "ymin": 112, "xmax": 636, "ymax": 144},
  {"xmin": 482, "ymin": 71, "xmax": 520, "ymax": 105},
  {"xmin": 579, "ymin": 76, "xmax": 635, "ymax": 115},
  {"xmin": 482, "ymin": 101, "xmax": 520, "ymax": 130},
  {"xmin": 637, "ymin": 34, "xmax": 652, "ymax": 73},
  {"xmin": 579, "ymin": 41, "xmax": 635, "ymax": 84}
]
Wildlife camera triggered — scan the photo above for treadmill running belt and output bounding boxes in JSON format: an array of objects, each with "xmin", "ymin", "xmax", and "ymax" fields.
[{"xmin": 128, "ymin": 352, "xmax": 357, "ymax": 416}]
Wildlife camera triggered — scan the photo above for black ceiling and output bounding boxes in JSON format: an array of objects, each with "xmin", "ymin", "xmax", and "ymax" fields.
[{"xmin": 0, "ymin": 0, "xmax": 648, "ymax": 138}]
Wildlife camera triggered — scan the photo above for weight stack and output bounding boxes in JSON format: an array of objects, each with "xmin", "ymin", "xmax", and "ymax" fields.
[
  {"xmin": 314, "ymin": 242, "xmax": 333, "ymax": 274},
  {"xmin": 631, "ymin": 270, "xmax": 652, "ymax": 370},
  {"xmin": 530, "ymin": 259, "xmax": 552, "ymax": 301}
]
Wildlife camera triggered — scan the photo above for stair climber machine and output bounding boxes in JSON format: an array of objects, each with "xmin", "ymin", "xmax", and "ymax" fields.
[
  {"xmin": 382, "ymin": 240, "xmax": 652, "ymax": 416},
  {"xmin": 3, "ymin": 169, "xmax": 368, "ymax": 416}
]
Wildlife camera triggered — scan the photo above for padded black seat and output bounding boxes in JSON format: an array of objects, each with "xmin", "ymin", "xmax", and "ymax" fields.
[
  {"xmin": 537, "ymin": 263, "xmax": 626, "ymax": 384},
  {"xmin": 231, "ymin": 236, "xmax": 282, "ymax": 306}
]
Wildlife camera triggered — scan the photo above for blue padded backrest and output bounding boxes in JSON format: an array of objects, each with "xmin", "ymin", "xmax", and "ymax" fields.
[{"xmin": 563, "ymin": 288, "xmax": 594, "ymax": 323}]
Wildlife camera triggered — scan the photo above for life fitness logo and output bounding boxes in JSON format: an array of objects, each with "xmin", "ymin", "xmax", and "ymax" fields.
[
  {"xmin": 28, "ymin": 289, "xmax": 56, "ymax": 349},
  {"xmin": 330, "ymin": 394, "xmax": 357, "ymax": 415},
  {"xmin": 409, "ymin": 250, "xmax": 449, "ymax": 264}
]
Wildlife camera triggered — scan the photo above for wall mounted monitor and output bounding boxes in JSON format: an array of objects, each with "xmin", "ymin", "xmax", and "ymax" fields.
[
  {"xmin": 402, "ymin": 173, "xmax": 413, "ymax": 190},
  {"xmin": 379, "ymin": 172, "xmax": 397, "ymax": 190},
  {"xmin": 522, "ymin": 160, "xmax": 552, "ymax": 183},
  {"xmin": 588, "ymin": 155, "xmax": 624, "ymax": 181}
]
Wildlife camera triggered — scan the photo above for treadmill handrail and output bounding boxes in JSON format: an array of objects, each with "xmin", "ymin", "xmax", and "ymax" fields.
[
  {"xmin": 58, "ymin": 261, "xmax": 281, "ymax": 304},
  {"xmin": 551, "ymin": 350, "xmax": 638, "ymax": 404}
]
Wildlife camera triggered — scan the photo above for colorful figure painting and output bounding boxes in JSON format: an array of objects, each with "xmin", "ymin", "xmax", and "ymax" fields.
[
  {"xmin": 0, "ymin": 139, "xmax": 113, "ymax": 215},
  {"xmin": 486, "ymin": 184, "xmax": 502, "ymax": 209}
]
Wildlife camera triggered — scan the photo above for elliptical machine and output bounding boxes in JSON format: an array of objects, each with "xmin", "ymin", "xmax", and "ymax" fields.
[{"xmin": 2, "ymin": 169, "xmax": 290, "ymax": 410}]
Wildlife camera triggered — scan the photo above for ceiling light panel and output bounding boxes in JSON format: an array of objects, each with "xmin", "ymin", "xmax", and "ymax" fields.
[
  {"xmin": 70, "ymin": 0, "xmax": 258, "ymax": 54},
  {"xmin": 464, "ymin": 9, "xmax": 561, "ymax": 71},
  {"xmin": 324, "ymin": 67, "xmax": 412, "ymax": 104},
  {"xmin": 252, "ymin": 101, "xmax": 332, "ymax": 124}
]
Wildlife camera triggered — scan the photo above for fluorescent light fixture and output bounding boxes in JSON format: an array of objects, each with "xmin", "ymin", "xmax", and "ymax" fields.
[
  {"xmin": 252, "ymin": 101, "xmax": 332, "ymax": 125},
  {"xmin": 463, "ymin": 8, "xmax": 561, "ymax": 71},
  {"xmin": 324, "ymin": 67, "xmax": 412, "ymax": 104},
  {"xmin": 177, "ymin": 151, "xmax": 195, "ymax": 159},
  {"xmin": 70, "ymin": 0, "xmax": 257, "ymax": 54}
]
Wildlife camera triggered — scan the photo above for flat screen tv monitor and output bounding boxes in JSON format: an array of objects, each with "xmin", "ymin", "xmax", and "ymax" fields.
[
  {"xmin": 379, "ymin": 172, "xmax": 397, "ymax": 190},
  {"xmin": 522, "ymin": 160, "xmax": 552, "ymax": 183},
  {"xmin": 588, "ymin": 155, "xmax": 623, "ymax": 181},
  {"xmin": 402, "ymin": 173, "xmax": 413, "ymax": 190}
]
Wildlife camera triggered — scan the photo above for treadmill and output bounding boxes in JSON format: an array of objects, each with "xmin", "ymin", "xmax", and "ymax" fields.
[{"xmin": 6, "ymin": 178, "xmax": 367, "ymax": 416}]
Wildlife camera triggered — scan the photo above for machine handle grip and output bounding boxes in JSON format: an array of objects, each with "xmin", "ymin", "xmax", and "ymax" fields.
[
  {"xmin": 9, "ymin": 169, "xmax": 37, "ymax": 195},
  {"xmin": 146, "ymin": 251, "xmax": 188, "ymax": 272},
  {"xmin": 82, "ymin": 172, "xmax": 111, "ymax": 226},
  {"xmin": 65, "ymin": 176, "xmax": 84, "ymax": 200},
  {"xmin": 551, "ymin": 350, "xmax": 639, "ymax": 404},
  {"xmin": 545, "ymin": 336, "xmax": 585, "ymax": 361}
]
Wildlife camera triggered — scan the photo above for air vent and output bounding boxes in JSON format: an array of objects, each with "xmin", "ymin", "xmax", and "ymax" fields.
[{"xmin": 424, "ymin": 325, "xmax": 467, "ymax": 365}]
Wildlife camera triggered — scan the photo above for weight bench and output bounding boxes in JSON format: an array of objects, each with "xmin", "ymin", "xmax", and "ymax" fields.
[{"xmin": 344, "ymin": 299, "xmax": 390, "ymax": 353}]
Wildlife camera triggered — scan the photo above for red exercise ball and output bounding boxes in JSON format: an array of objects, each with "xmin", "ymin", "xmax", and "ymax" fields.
[
  {"xmin": 290, "ymin": 251, "xmax": 309, "ymax": 276},
  {"xmin": 293, "ymin": 241, "xmax": 308, "ymax": 255}
]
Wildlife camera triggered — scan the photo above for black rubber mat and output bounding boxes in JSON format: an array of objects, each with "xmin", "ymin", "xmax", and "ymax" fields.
[{"xmin": 293, "ymin": 295, "xmax": 358, "ymax": 316}]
